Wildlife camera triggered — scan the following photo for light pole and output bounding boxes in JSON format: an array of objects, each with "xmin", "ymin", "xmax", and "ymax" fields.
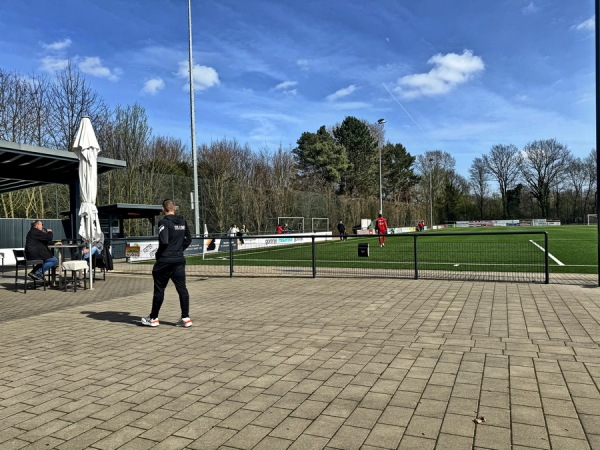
[
  {"xmin": 377, "ymin": 118, "xmax": 386, "ymax": 215},
  {"xmin": 429, "ymin": 158, "xmax": 434, "ymax": 229},
  {"xmin": 187, "ymin": 0, "xmax": 200, "ymax": 235}
]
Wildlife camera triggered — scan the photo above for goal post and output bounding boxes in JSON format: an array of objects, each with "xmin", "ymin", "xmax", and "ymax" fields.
[
  {"xmin": 587, "ymin": 214, "xmax": 598, "ymax": 226},
  {"xmin": 311, "ymin": 218, "xmax": 330, "ymax": 233},
  {"xmin": 277, "ymin": 217, "xmax": 304, "ymax": 233}
]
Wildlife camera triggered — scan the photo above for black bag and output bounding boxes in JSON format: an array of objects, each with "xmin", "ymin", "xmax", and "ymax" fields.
[{"xmin": 100, "ymin": 245, "xmax": 113, "ymax": 271}]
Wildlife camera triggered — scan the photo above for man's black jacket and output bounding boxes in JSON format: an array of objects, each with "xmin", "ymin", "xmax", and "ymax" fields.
[
  {"xmin": 156, "ymin": 214, "xmax": 191, "ymax": 263},
  {"xmin": 25, "ymin": 228, "xmax": 54, "ymax": 260}
]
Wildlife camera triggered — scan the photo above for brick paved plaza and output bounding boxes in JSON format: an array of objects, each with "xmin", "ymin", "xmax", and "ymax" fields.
[{"xmin": 0, "ymin": 270, "xmax": 599, "ymax": 449}]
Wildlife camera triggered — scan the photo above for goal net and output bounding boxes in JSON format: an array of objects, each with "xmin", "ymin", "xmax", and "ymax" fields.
[
  {"xmin": 587, "ymin": 214, "xmax": 597, "ymax": 226},
  {"xmin": 277, "ymin": 217, "xmax": 305, "ymax": 233},
  {"xmin": 311, "ymin": 218, "xmax": 330, "ymax": 233}
]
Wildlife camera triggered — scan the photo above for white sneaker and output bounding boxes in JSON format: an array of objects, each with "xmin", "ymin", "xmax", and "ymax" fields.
[
  {"xmin": 176, "ymin": 317, "xmax": 193, "ymax": 327},
  {"xmin": 141, "ymin": 316, "xmax": 159, "ymax": 327}
]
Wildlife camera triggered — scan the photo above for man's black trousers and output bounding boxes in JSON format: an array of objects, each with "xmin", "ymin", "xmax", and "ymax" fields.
[{"xmin": 150, "ymin": 261, "xmax": 190, "ymax": 319}]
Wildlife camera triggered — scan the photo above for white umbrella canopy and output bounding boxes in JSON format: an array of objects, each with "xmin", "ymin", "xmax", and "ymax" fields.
[{"xmin": 73, "ymin": 116, "xmax": 103, "ymax": 290}]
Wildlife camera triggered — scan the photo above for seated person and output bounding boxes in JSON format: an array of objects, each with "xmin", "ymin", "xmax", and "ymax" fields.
[
  {"xmin": 82, "ymin": 239, "xmax": 103, "ymax": 260},
  {"xmin": 25, "ymin": 220, "xmax": 58, "ymax": 281}
]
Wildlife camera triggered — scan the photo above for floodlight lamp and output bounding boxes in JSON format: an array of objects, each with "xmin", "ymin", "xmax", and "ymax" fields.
[{"xmin": 377, "ymin": 118, "xmax": 386, "ymax": 124}]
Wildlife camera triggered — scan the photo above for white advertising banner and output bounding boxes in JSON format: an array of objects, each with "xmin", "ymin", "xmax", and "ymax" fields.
[
  {"xmin": 203, "ymin": 233, "xmax": 332, "ymax": 254},
  {"xmin": 126, "ymin": 232, "xmax": 333, "ymax": 261},
  {"xmin": 126, "ymin": 241, "xmax": 158, "ymax": 261}
]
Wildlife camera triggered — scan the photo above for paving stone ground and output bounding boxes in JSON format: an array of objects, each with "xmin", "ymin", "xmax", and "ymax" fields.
[{"xmin": 0, "ymin": 269, "xmax": 599, "ymax": 449}]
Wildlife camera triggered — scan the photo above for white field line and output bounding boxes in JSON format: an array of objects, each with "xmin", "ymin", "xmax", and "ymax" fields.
[{"xmin": 529, "ymin": 240, "xmax": 564, "ymax": 266}]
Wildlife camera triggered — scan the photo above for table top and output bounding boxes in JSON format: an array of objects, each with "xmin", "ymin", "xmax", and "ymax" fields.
[{"xmin": 49, "ymin": 244, "xmax": 84, "ymax": 249}]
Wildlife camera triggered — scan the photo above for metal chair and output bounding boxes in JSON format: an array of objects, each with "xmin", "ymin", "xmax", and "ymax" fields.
[
  {"xmin": 92, "ymin": 253, "xmax": 107, "ymax": 281},
  {"xmin": 13, "ymin": 249, "xmax": 46, "ymax": 293}
]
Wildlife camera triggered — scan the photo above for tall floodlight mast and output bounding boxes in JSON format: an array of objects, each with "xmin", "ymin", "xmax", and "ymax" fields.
[{"xmin": 187, "ymin": 0, "xmax": 200, "ymax": 235}]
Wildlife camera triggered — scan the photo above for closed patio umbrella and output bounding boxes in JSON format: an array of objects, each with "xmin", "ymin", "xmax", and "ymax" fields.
[{"xmin": 73, "ymin": 116, "xmax": 103, "ymax": 290}]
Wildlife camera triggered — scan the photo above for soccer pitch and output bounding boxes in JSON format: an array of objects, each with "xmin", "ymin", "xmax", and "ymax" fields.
[{"xmin": 187, "ymin": 225, "xmax": 598, "ymax": 275}]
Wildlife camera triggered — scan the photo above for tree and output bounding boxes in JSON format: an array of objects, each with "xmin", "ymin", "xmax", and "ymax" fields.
[
  {"xmin": 583, "ymin": 149, "xmax": 597, "ymax": 217},
  {"xmin": 99, "ymin": 103, "xmax": 152, "ymax": 225},
  {"xmin": 416, "ymin": 150, "xmax": 457, "ymax": 225},
  {"xmin": 482, "ymin": 144, "xmax": 520, "ymax": 219},
  {"xmin": 381, "ymin": 142, "xmax": 420, "ymax": 202},
  {"xmin": 506, "ymin": 183, "xmax": 523, "ymax": 218},
  {"xmin": 46, "ymin": 62, "xmax": 110, "ymax": 151},
  {"xmin": 293, "ymin": 125, "xmax": 348, "ymax": 189},
  {"xmin": 0, "ymin": 69, "xmax": 53, "ymax": 146},
  {"xmin": 333, "ymin": 116, "xmax": 378, "ymax": 196},
  {"xmin": 442, "ymin": 171, "xmax": 470, "ymax": 222},
  {"xmin": 198, "ymin": 139, "xmax": 247, "ymax": 233},
  {"xmin": 0, "ymin": 69, "xmax": 56, "ymax": 218},
  {"xmin": 519, "ymin": 139, "xmax": 571, "ymax": 217},
  {"xmin": 554, "ymin": 149, "xmax": 596, "ymax": 223},
  {"xmin": 469, "ymin": 157, "xmax": 489, "ymax": 219}
]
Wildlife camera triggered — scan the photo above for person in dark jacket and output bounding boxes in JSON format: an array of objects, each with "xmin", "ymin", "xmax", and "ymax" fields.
[
  {"xmin": 142, "ymin": 199, "xmax": 192, "ymax": 328},
  {"xmin": 25, "ymin": 220, "xmax": 58, "ymax": 281},
  {"xmin": 337, "ymin": 221, "xmax": 347, "ymax": 240}
]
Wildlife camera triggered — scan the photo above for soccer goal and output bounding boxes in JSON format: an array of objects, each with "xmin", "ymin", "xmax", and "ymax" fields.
[
  {"xmin": 587, "ymin": 214, "xmax": 598, "ymax": 226},
  {"xmin": 278, "ymin": 217, "xmax": 305, "ymax": 233},
  {"xmin": 311, "ymin": 218, "xmax": 330, "ymax": 233}
]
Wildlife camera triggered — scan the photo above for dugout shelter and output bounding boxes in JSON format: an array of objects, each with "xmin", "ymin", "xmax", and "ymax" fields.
[{"xmin": 0, "ymin": 139, "xmax": 126, "ymax": 238}]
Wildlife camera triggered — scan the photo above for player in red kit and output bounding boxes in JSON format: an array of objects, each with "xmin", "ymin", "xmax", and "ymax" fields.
[{"xmin": 375, "ymin": 213, "xmax": 388, "ymax": 247}]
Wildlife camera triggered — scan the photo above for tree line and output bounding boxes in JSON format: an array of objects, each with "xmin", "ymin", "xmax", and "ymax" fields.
[{"xmin": 0, "ymin": 65, "xmax": 596, "ymax": 237}]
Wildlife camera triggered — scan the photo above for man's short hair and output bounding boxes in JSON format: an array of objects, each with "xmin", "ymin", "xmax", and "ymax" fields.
[
  {"xmin": 162, "ymin": 199, "xmax": 176, "ymax": 212},
  {"xmin": 31, "ymin": 220, "xmax": 41, "ymax": 228}
]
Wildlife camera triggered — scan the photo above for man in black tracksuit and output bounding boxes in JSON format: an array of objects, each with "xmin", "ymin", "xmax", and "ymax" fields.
[{"xmin": 142, "ymin": 199, "xmax": 192, "ymax": 327}]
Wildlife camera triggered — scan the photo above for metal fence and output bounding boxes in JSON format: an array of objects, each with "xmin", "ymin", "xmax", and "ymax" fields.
[
  {"xmin": 0, "ymin": 218, "xmax": 69, "ymax": 248},
  {"xmin": 114, "ymin": 231, "xmax": 550, "ymax": 284}
]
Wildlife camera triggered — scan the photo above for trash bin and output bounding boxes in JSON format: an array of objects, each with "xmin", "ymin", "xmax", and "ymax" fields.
[{"xmin": 358, "ymin": 243, "xmax": 369, "ymax": 257}]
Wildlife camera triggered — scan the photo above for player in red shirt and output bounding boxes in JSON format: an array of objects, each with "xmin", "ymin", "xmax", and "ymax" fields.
[{"xmin": 375, "ymin": 213, "xmax": 388, "ymax": 247}]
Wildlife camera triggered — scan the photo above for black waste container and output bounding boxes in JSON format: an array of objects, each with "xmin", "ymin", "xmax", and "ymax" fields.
[{"xmin": 358, "ymin": 243, "xmax": 369, "ymax": 257}]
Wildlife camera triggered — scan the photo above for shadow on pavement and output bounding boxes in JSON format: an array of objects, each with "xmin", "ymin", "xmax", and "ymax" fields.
[
  {"xmin": 81, "ymin": 310, "xmax": 180, "ymax": 327},
  {"xmin": 81, "ymin": 310, "xmax": 141, "ymax": 325}
]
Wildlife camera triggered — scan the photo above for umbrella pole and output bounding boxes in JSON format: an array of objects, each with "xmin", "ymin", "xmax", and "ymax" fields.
[{"xmin": 88, "ymin": 215, "xmax": 93, "ymax": 290}]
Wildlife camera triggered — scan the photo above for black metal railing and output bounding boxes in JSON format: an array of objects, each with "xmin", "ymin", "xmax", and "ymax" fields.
[{"xmin": 112, "ymin": 231, "xmax": 550, "ymax": 284}]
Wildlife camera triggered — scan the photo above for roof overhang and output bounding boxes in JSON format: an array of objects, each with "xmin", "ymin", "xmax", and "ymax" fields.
[
  {"xmin": 0, "ymin": 140, "xmax": 126, "ymax": 194},
  {"xmin": 97, "ymin": 203, "xmax": 163, "ymax": 219}
]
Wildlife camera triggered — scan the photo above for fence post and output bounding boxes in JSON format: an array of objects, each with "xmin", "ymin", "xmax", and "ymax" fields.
[
  {"xmin": 312, "ymin": 235, "xmax": 317, "ymax": 278},
  {"xmin": 229, "ymin": 237, "xmax": 234, "ymax": 278},
  {"xmin": 544, "ymin": 232, "xmax": 549, "ymax": 284},
  {"xmin": 413, "ymin": 234, "xmax": 419, "ymax": 280}
]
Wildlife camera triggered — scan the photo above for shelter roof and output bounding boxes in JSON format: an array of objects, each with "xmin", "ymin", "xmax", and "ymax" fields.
[
  {"xmin": 97, "ymin": 203, "xmax": 163, "ymax": 219},
  {"xmin": 0, "ymin": 140, "xmax": 126, "ymax": 194}
]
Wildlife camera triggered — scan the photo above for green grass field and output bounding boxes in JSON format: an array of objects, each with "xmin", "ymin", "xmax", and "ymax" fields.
[
  {"xmin": 186, "ymin": 225, "xmax": 598, "ymax": 275},
  {"xmin": 424, "ymin": 226, "xmax": 598, "ymax": 274}
]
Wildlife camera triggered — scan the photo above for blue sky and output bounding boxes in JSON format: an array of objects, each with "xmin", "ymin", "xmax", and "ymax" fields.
[{"xmin": 0, "ymin": 0, "xmax": 595, "ymax": 175}]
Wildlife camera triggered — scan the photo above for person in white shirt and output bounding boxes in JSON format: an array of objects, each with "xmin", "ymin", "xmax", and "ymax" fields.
[{"xmin": 228, "ymin": 224, "xmax": 239, "ymax": 237}]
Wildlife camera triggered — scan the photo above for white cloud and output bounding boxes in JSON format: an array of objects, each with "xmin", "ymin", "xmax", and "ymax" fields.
[
  {"xmin": 522, "ymin": 2, "xmax": 539, "ymax": 16},
  {"xmin": 327, "ymin": 101, "xmax": 370, "ymax": 110},
  {"xmin": 575, "ymin": 16, "xmax": 595, "ymax": 31},
  {"xmin": 177, "ymin": 61, "xmax": 220, "ymax": 91},
  {"xmin": 326, "ymin": 84, "xmax": 357, "ymax": 101},
  {"xmin": 297, "ymin": 59, "xmax": 310, "ymax": 71},
  {"xmin": 41, "ymin": 38, "xmax": 72, "ymax": 51},
  {"xmin": 142, "ymin": 78, "xmax": 165, "ymax": 95},
  {"xmin": 78, "ymin": 56, "xmax": 121, "ymax": 81},
  {"xmin": 395, "ymin": 50, "xmax": 484, "ymax": 99},
  {"xmin": 275, "ymin": 81, "xmax": 297, "ymax": 90},
  {"xmin": 274, "ymin": 81, "xmax": 297, "ymax": 95},
  {"xmin": 40, "ymin": 56, "xmax": 69, "ymax": 72}
]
